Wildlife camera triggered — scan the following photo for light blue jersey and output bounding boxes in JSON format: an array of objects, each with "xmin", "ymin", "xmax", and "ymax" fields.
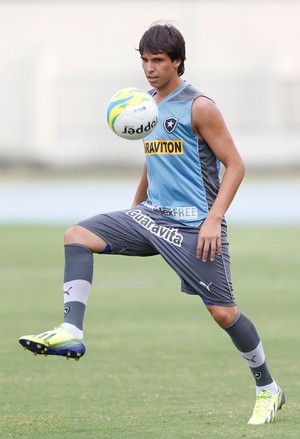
[{"xmin": 142, "ymin": 82, "xmax": 221, "ymax": 227}]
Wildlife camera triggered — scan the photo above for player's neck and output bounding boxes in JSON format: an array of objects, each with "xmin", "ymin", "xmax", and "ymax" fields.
[{"xmin": 155, "ymin": 78, "xmax": 183, "ymax": 103}]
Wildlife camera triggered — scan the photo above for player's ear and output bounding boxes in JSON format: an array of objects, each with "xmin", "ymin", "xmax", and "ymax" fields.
[{"xmin": 173, "ymin": 59, "xmax": 181, "ymax": 70}]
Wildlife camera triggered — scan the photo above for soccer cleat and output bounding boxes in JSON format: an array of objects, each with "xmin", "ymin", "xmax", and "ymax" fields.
[
  {"xmin": 19, "ymin": 326, "xmax": 85, "ymax": 361},
  {"xmin": 247, "ymin": 388, "xmax": 285, "ymax": 425}
]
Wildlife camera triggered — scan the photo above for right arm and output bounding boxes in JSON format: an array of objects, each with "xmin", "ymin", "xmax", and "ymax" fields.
[{"xmin": 132, "ymin": 163, "xmax": 148, "ymax": 207}]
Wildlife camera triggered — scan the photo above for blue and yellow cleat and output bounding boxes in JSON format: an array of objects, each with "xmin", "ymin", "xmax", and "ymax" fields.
[
  {"xmin": 19, "ymin": 327, "xmax": 85, "ymax": 361},
  {"xmin": 248, "ymin": 388, "xmax": 285, "ymax": 425}
]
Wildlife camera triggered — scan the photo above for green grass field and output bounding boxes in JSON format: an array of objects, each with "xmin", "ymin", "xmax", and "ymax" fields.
[{"xmin": 0, "ymin": 224, "xmax": 299, "ymax": 438}]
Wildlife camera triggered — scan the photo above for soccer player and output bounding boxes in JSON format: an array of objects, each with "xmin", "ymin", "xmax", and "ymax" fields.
[{"xmin": 19, "ymin": 22, "xmax": 284, "ymax": 425}]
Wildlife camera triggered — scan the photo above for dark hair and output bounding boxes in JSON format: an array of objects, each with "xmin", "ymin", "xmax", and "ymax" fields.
[{"xmin": 138, "ymin": 22, "xmax": 186, "ymax": 76}]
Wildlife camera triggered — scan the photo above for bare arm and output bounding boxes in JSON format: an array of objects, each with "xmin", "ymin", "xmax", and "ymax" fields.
[
  {"xmin": 132, "ymin": 163, "xmax": 148, "ymax": 207},
  {"xmin": 192, "ymin": 97, "xmax": 245, "ymax": 262}
]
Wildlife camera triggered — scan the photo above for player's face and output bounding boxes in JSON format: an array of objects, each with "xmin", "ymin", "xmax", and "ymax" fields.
[{"xmin": 141, "ymin": 52, "xmax": 181, "ymax": 92}]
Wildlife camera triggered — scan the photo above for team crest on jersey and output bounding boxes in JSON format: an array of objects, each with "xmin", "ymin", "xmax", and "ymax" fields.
[{"xmin": 163, "ymin": 117, "xmax": 179, "ymax": 134}]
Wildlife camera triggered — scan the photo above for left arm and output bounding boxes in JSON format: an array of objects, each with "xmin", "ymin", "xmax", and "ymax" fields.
[{"xmin": 192, "ymin": 97, "xmax": 245, "ymax": 262}]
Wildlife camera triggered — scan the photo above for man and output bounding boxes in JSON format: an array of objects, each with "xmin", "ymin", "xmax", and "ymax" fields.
[{"xmin": 19, "ymin": 22, "xmax": 284, "ymax": 425}]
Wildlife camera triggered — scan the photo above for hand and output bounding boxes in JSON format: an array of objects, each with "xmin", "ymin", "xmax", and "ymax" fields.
[{"xmin": 196, "ymin": 217, "xmax": 222, "ymax": 262}]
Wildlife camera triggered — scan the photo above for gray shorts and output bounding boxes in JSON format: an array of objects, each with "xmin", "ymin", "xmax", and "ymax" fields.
[{"xmin": 78, "ymin": 205, "xmax": 236, "ymax": 307}]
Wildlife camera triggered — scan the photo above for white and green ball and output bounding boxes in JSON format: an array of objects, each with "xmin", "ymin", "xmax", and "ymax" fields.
[{"xmin": 107, "ymin": 87, "xmax": 158, "ymax": 140}]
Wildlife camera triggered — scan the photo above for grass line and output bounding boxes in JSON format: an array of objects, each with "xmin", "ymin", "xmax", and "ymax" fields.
[{"xmin": 0, "ymin": 225, "xmax": 299, "ymax": 438}]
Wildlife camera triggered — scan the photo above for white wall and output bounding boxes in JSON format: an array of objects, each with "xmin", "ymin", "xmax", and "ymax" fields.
[{"xmin": 0, "ymin": 0, "xmax": 299, "ymax": 169}]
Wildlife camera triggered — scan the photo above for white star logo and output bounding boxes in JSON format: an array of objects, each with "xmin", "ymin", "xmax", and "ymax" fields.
[{"xmin": 163, "ymin": 117, "xmax": 179, "ymax": 133}]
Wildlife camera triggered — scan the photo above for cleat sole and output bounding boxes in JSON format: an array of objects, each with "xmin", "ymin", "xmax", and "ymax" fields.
[{"xmin": 19, "ymin": 335, "xmax": 86, "ymax": 360}]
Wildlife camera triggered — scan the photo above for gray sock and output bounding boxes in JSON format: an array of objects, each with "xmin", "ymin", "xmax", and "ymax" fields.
[
  {"xmin": 224, "ymin": 311, "xmax": 274, "ymax": 387},
  {"xmin": 63, "ymin": 244, "xmax": 93, "ymax": 332}
]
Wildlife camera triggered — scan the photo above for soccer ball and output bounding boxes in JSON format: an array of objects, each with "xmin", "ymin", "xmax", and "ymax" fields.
[{"xmin": 107, "ymin": 87, "xmax": 158, "ymax": 140}]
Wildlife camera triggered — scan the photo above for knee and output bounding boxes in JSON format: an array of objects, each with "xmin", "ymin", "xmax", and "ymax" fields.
[
  {"xmin": 64, "ymin": 225, "xmax": 107, "ymax": 253},
  {"xmin": 207, "ymin": 305, "xmax": 238, "ymax": 328},
  {"xmin": 64, "ymin": 225, "xmax": 84, "ymax": 245}
]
